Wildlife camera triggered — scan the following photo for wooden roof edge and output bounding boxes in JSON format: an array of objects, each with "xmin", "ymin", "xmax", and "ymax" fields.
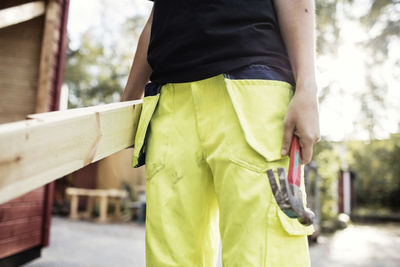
[{"xmin": 0, "ymin": 1, "xmax": 46, "ymax": 29}]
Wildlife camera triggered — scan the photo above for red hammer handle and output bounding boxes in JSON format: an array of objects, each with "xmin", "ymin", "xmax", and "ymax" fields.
[{"xmin": 288, "ymin": 135, "xmax": 302, "ymax": 187}]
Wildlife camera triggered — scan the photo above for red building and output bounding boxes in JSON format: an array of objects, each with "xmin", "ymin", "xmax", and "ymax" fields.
[{"xmin": 0, "ymin": 0, "xmax": 70, "ymax": 265}]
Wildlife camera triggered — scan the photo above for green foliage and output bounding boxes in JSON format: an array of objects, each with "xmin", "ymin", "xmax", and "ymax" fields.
[
  {"xmin": 357, "ymin": 1, "xmax": 400, "ymax": 139},
  {"xmin": 65, "ymin": 30, "xmax": 125, "ymax": 108},
  {"xmin": 315, "ymin": 0, "xmax": 342, "ymax": 55},
  {"xmin": 64, "ymin": 15, "xmax": 146, "ymax": 108},
  {"xmin": 311, "ymin": 133, "xmax": 400, "ymax": 224},
  {"xmin": 315, "ymin": 0, "xmax": 400, "ymax": 139},
  {"xmin": 347, "ymin": 133, "xmax": 400, "ymax": 210},
  {"xmin": 312, "ymin": 139, "xmax": 342, "ymax": 221},
  {"xmin": 361, "ymin": 0, "xmax": 400, "ymax": 62}
]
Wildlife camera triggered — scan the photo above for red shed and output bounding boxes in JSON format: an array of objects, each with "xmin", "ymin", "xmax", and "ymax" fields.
[{"xmin": 0, "ymin": 0, "xmax": 70, "ymax": 265}]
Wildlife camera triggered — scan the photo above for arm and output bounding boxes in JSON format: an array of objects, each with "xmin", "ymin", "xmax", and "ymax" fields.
[
  {"xmin": 121, "ymin": 6, "xmax": 154, "ymax": 101},
  {"xmin": 273, "ymin": 0, "xmax": 321, "ymax": 164}
]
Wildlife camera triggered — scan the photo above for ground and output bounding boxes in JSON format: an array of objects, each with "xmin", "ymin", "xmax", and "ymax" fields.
[
  {"xmin": 24, "ymin": 216, "xmax": 400, "ymax": 267},
  {"xmin": 309, "ymin": 222, "xmax": 400, "ymax": 267}
]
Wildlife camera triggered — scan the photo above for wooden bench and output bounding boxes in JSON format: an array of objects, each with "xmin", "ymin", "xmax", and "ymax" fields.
[{"xmin": 66, "ymin": 187, "xmax": 128, "ymax": 223}]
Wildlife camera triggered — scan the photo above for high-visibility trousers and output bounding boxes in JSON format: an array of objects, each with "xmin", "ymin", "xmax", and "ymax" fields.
[{"xmin": 132, "ymin": 72, "xmax": 315, "ymax": 267}]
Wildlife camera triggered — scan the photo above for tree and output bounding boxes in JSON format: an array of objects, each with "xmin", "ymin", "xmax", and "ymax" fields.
[
  {"xmin": 358, "ymin": 0, "xmax": 400, "ymax": 139},
  {"xmin": 315, "ymin": 0, "xmax": 400, "ymax": 139},
  {"xmin": 347, "ymin": 133, "xmax": 400, "ymax": 210},
  {"xmin": 64, "ymin": 14, "xmax": 146, "ymax": 108}
]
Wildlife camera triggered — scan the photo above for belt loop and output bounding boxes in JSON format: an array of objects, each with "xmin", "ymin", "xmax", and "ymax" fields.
[{"xmin": 144, "ymin": 82, "xmax": 164, "ymax": 97}]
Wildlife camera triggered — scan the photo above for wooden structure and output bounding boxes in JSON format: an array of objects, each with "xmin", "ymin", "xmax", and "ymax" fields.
[
  {"xmin": 66, "ymin": 187, "xmax": 129, "ymax": 223},
  {"xmin": 0, "ymin": 0, "xmax": 70, "ymax": 264}
]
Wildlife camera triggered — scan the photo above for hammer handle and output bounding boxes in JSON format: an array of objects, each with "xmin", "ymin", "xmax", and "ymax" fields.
[{"xmin": 288, "ymin": 135, "xmax": 302, "ymax": 187}]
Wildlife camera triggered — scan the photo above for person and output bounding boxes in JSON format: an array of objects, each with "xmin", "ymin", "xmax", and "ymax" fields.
[{"xmin": 121, "ymin": 0, "xmax": 320, "ymax": 266}]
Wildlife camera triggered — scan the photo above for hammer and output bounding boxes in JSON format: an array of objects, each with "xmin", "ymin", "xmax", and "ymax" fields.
[{"xmin": 266, "ymin": 135, "xmax": 315, "ymax": 226}]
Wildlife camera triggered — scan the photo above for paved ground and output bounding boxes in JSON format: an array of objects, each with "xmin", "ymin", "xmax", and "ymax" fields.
[
  {"xmin": 24, "ymin": 216, "xmax": 147, "ymax": 267},
  {"xmin": 24, "ymin": 216, "xmax": 400, "ymax": 267},
  {"xmin": 309, "ymin": 222, "xmax": 400, "ymax": 267}
]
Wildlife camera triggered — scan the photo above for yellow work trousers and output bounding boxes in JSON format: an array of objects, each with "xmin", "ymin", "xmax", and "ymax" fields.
[{"xmin": 132, "ymin": 73, "xmax": 314, "ymax": 267}]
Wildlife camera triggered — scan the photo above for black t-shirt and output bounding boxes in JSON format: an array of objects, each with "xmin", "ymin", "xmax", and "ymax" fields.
[{"xmin": 147, "ymin": 0, "xmax": 294, "ymax": 85}]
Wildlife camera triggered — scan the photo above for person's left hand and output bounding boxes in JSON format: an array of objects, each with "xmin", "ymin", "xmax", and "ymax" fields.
[{"xmin": 281, "ymin": 85, "xmax": 320, "ymax": 164}]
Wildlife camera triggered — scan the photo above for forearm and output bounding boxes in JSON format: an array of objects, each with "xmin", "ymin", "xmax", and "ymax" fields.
[
  {"xmin": 121, "ymin": 7, "xmax": 154, "ymax": 101},
  {"xmin": 273, "ymin": 0, "xmax": 317, "ymax": 95}
]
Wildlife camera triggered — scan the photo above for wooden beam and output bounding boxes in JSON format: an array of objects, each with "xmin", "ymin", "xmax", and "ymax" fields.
[
  {"xmin": 0, "ymin": 1, "xmax": 46, "ymax": 29},
  {"xmin": 35, "ymin": 0, "xmax": 59, "ymax": 113},
  {"xmin": 0, "ymin": 100, "xmax": 143, "ymax": 204}
]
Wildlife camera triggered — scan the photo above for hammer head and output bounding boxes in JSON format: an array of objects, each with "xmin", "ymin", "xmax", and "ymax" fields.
[{"xmin": 267, "ymin": 168, "xmax": 315, "ymax": 226}]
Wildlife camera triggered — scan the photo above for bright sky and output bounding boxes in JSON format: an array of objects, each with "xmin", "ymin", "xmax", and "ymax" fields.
[
  {"xmin": 67, "ymin": 0, "xmax": 152, "ymax": 49},
  {"xmin": 316, "ymin": 2, "xmax": 400, "ymax": 141},
  {"xmin": 67, "ymin": 0, "xmax": 400, "ymax": 141}
]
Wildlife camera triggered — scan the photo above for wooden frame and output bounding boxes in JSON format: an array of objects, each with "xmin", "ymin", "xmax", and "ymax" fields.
[
  {"xmin": 0, "ymin": 1, "xmax": 46, "ymax": 29},
  {"xmin": 0, "ymin": 100, "xmax": 142, "ymax": 205},
  {"xmin": 35, "ymin": 0, "xmax": 59, "ymax": 113}
]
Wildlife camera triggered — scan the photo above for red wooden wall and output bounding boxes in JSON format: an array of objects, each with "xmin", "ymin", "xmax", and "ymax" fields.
[
  {"xmin": 0, "ymin": 188, "xmax": 45, "ymax": 258},
  {"xmin": 0, "ymin": 0, "xmax": 70, "ymax": 262}
]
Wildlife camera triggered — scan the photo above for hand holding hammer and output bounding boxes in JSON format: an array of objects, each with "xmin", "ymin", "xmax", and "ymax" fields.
[{"xmin": 267, "ymin": 135, "xmax": 315, "ymax": 225}]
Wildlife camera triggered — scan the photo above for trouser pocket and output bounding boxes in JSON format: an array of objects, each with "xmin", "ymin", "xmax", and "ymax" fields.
[
  {"xmin": 277, "ymin": 203, "xmax": 315, "ymax": 235},
  {"xmin": 223, "ymin": 76, "xmax": 293, "ymax": 164},
  {"xmin": 131, "ymin": 83, "xmax": 162, "ymax": 168},
  {"xmin": 222, "ymin": 75, "xmax": 314, "ymax": 236}
]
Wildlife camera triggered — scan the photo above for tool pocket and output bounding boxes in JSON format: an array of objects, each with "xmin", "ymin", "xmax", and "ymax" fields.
[
  {"xmin": 131, "ymin": 83, "xmax": 162, "ymax": 168},
  {"xmin": 223, "ymin": 75, "xmax": 293, "ymax": 166},
  {"xmin": 222, "ymin": 70, "xmax": 315, "ymax": 236},
  {"xmin": 277, "ymin": 205, "xmax": 315, "ymax": 236},
  {"xmin": 274, "ymin": 165, "xmax": 315, "ymax": 236}
]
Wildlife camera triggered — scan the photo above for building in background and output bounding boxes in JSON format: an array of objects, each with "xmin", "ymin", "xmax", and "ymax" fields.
[
  {"xmin": 0, "ymin": 1, "xmax": 145, "ymax": 265},
  {"xmin": 0, "ymin": 0, "xmax": 69, "ymax": 265}
]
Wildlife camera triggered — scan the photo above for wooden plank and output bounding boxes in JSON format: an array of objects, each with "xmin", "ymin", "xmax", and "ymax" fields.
[
  {"xmin": 0, "ymin": 55, "xmax": 41, "ymax": 67},
  {"xmin": 0, "ymin": 87, "xmax": 37, "ymax": 99},
  {"xmin": 0, "ymin": 65, "xmax": 40, "ymax": 79},
  {"xmin": 0, "ymin": 44, "xmax": 41, "ymax": 59},
  {"xmin": 0, "ymin": 79, "xmax": 38, "ymax": 89},
  {"xmin": 42, "ymin": 181, "xmax": 54, "ymax": 247},
  {"xmin": 0, "ymin": 108, "xmax": 37, "ymax": 122},
  {"xmin": 0, "ymin": 14, "xmax": 44, "ymax": 125},
  {"xmin": 0, "ymin": 115, "xmax": 29, "ymax": 125},
  {"xmin": 0, "ymin": 203, "xmax": 43, "ymax": 222},
  {"xmin": 0, "ymin": 88, "xmax": 36, "ymax": 101},
  {"xmin": 0, "ymin": 100, "xmax": 142, "ymax": 204},
  {"xmin": 66, "ymin": 187, "xmax": 128, "ymax": 197},
  {"xmin": 0, "ymin": 104, "xmax": 36, "ymax": 115},
  {"xmin": 0, "ymin": 44, "xmax": 42, "ymax": 59},
  {"xmin": 7, "ymin": 187, "xmax": 44, "ymax": 203},
  {"xmin": 0, "ymin": 216, "xmax": 42, "ymax": 240},
  {"xmin": 0, "ymin": 230, "xmax": 41, "ymax": 259},
  {"xmin": 0, "ymin": 1, "xmax": 45, "ymax": 29},
  {"xmin": 0, "ymin": 201, "xmax": 44, "ymax": 209},
  {"xmin": 0, "ymin": 112, "xmax": 33, "ymax": 121},
  {"xmin": 0, "ymin": 1, "xmax": 36, "ymax": 10}
]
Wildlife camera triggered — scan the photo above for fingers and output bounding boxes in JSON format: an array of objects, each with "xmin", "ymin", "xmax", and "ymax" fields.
[
  {"xmin": 299, "ymin": 138, "xmax": 313, "ymax": 164},
  {"xmin": 282, "ymin": 120, "xmax": 295, "ymax": 156},
  {"xmin": 299, "ymin": 135, "xmax": 320, "ymax": 164}
]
